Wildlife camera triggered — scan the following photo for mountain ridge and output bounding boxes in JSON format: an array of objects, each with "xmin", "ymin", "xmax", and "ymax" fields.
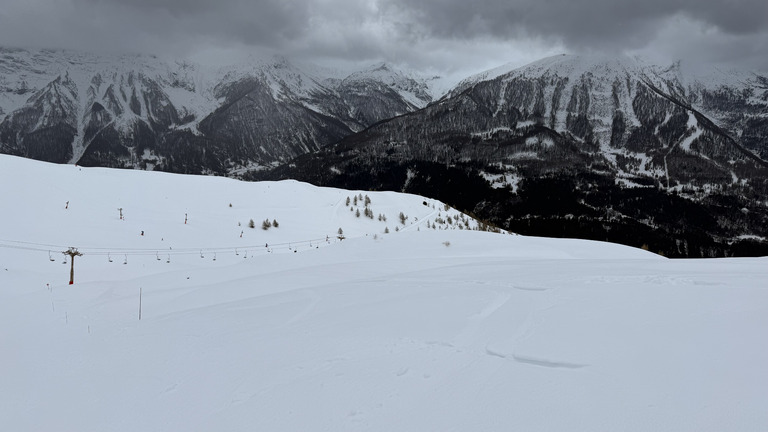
[
  {"xmin": 2, "ymin": 47, "xmax": 767, "ymax": 256},
  {"xmin": 256, "ymin": 53, "xmax": 768, "ymax": 257},
  {"xmin": 0, "ymin": 46, "xmax": 441, "ymax": 173}
]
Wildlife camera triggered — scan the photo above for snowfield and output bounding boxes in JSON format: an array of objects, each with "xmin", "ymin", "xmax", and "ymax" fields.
[{"xmin": 1, "ymin": 155, "xmax": 766, "ymax": 431}]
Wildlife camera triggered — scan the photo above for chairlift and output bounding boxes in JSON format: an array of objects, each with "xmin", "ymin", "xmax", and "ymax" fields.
[
  {"xmin": 62, "ymin": 255, "xmax": 68, "ymax": 265},
  {"xmin": 212, "ymin": 252, "xmax": 217, "ymax": 261},
  {"xmin": 156, "ymin": 252, "xmax": 161, "ymax": 261},
  {"xmin": 166, "ymin": 254, "xmax": 171, "ymax": 264},
  {"xmin": 49, "ymin": 251, "xmax": 55, "ymax": 262},
  {"xmin": 123, "ymin": 254, "xmax": 128, "ymax": 265},
  {"xmin": 108, "ymin": 253, "xmax": 113, "ymax": 263},
  {"xmin": 200, "ymin": 250, "xmax": 204, "ymax": 259},
  {"xmin": 244, "ymin": 250, "xmax": 248, "ymax": 259},
  {"xmin": 235, "ymin": 248, "xmax": 239, "ymax": 256}
]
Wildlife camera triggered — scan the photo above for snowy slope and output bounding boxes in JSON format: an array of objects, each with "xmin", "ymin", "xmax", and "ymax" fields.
[{"xmin": 1, "ymin": 154, "xmax": 767, "ymax": 431}]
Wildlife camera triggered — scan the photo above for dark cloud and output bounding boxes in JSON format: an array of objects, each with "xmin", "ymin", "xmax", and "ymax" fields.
[
  {"xmin": 386, "ymin": 0, "xmax": 767, "ymax": 51},
  {"xmin": 0, "ymin": 0, "xmax": 765, "ymax": 77}
]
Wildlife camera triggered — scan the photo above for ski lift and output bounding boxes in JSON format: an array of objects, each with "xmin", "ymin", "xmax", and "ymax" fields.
[
  {"xmin": 212, "ymin": 252, "xmax": 217, "ymax": 261},
  {"xmin": 156, "ymin": 252, "xmax": 161, "ymax": 261},
  {"xmin": 49, "ymin": 251, "xmax": 55, "ymax": 262},
  {"xmin": 200, "ymin": 250, "xmax": 204, "ymax": 258},
  {"xmin": 62, "ymin": 255, "xmax": 68, "ymax": 265},
  {"xmin": 244, "ymin": 250, "xmax": 248, "ymax": 259},
  {"xmin": 123, "ymin": 254, "xmax": 128, "ymax": 265},
  {"xmin": 166, "ymin": 254, "xmax": 171, "ymax": 264},
  {"xmin": 235, "ymin": 248, "xmax": 239, "ymax": 256},
  {"xmin": 108, "ymin": 253, "xmax": 113, "ymax": 263}
]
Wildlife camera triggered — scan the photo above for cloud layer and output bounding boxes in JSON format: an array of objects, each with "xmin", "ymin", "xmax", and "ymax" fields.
[{"xmin": 1, "ymin": 0, "xmax": 766, "ymax": 76}]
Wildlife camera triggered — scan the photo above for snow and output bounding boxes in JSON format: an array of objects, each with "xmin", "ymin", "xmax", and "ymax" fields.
[
  {"xmin": 479, "ymin": 170, "xmax": 522, "ymax": 191},
  {"xmin": 679, "ymin": 112, "xmax": 703, "ymax": 153},
  {"xmin": 1, "ymin": 154, "xmax": 767, "ymax": 432}
]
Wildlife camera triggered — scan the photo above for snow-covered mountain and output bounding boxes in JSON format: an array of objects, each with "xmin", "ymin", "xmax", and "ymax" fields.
[
  {"xmin": 3, "ymin": 48, "xmax": 768, "ymax": 256},
  {"xmin": 441, "ymin": 53, "xmax": 767, "ymax": 183},
  {"xmin": 1, "ymin": 154, "xmax": 766, "ymax": 431},
  {"xmin": 0, "ymin": 47, "xmax": 438, "ymax": 174},
  {"xmin": 264, "ymin": 54, "xmax": 768, "ymax": 257}
]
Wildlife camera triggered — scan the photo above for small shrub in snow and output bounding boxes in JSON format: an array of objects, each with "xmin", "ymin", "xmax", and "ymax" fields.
[
  {"xmin": 249, "ymin": 219, "xmax": 255, "ymax": 229},
  {"xmin": 273, "ymin": 219, "xmax": 279, "ymax": 228},
  {"xmin": 262, "ymin": 219, "xmax": 272, "ymax": 230}
]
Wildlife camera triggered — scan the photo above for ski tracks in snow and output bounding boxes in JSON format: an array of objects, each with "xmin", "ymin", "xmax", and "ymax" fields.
[{"xmin": 455, "ymin": 280, "xmax": 590, "ymax": 370}]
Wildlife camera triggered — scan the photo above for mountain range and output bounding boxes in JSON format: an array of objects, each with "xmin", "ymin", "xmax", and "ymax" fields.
[
  {"xmin": 2, "ymin": 47, "xmax": 767, "ymax": 257},
  {"xmin": 0, "ymin": 47, "xmax": 437, "ymax": 173}
]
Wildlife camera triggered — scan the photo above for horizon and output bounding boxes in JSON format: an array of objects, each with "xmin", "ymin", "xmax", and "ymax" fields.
[{"xmin": 1, "ymin": 0, "xmax": 766, "ymax": 84}]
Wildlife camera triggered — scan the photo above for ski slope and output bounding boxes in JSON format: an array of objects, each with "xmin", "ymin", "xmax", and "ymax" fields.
[{"xmin": 1, "ymin": 155, "xmax": 766, "ymax": 431}]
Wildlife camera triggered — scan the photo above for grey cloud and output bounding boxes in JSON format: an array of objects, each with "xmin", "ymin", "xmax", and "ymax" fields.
[
  {"xmin": 386, "ymin": 0, "xmax": 767, "ymax": 49},
  {"xmin": 0, "ymin": 0, "xmax": 765, "ymax": 76}
]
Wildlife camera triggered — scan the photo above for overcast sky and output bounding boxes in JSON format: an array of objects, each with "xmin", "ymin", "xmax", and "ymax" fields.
[{"xmin": 1, "ymin": 0, "xmax": 766, "ymax": 80}]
